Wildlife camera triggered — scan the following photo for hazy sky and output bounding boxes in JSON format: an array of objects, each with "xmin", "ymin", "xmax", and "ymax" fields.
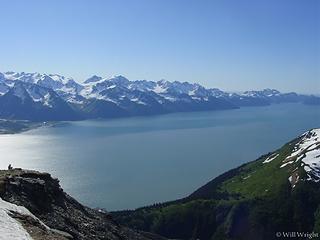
[{"xmin": 0, "ymin": 0, "xmax": 319, "ymax": 93}]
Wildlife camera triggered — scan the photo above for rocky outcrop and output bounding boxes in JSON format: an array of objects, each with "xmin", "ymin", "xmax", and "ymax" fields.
[{"xmin": 0, "ymin": 169, "xmax": 165, "ymax": 240}]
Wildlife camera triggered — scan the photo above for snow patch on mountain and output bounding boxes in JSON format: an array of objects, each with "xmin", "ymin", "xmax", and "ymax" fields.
[
  {"xmin": 0, "ymin": 196, "xmax": 53, "ymax": 240},
  {"xmin": 153, "ymin": 84, "xmax": 167, "ymax": 94},
  {"xmin": 280, "ymin": 161, "xmax": 294, "ymax": 168},
  {"xmin": 263, "ymin": 153, "xmax": 279, "ymax": 163},
  {"xmin": 284, "ymin": 129, "xmax": 320, "ymax": 182},
  {"xmin": 242, "ymin": 89, "xmax": 280, "ymax": 98},
  {"xmin": 43, "ymin": 93, "xmax": 53, "ymax": 108}
]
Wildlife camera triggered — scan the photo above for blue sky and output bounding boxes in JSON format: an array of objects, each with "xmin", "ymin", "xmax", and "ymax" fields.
[{"xmin": 0, "ymin": 0, "xmax": 319, "ymax": 93}]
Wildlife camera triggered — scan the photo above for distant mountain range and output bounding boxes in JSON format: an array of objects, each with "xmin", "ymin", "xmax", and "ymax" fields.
[{"xmin": 0, "ymin": 71, "xmax": 319, "ymax": 121}]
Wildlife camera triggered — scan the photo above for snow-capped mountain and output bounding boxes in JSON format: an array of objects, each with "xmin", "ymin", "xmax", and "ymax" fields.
[
  {"xmin": 284, "ymin": 129, "xmax": 320, "ymax": 183},
  {"xmin": 0, "ymin": 71, "xmax": 318, "ymax": 121},
  {"xmin": 0, "ymin": 80, "xmax": 80, "ymax": 121}
]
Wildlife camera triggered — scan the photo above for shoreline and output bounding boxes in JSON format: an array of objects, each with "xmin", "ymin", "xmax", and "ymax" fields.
[{"xmin": 0, "ymin": 120, "xmax": 55, "ymax": 135}]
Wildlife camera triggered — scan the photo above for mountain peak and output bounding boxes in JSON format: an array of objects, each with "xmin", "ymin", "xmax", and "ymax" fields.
[
  {"xmin": 84, "ymin": 75, "xmax": 103, "ymax": 84},
  {"xmin": 107, "ymin": 75, "xmax": 129, "ymax": 84},
  {"xmin": 262, "ymin": 88, "xmax": 280, "ymax": 95},
  {"xmin": 109, "ymin": 75, "xmax": 128, "ymax": 80},
  {"xmin": 10, "ymin": 82, "xmax": 31, "ymax": 102},
  {"xmin": 157, "ymin": 79, "xmax": 168, "ymax": 84}
]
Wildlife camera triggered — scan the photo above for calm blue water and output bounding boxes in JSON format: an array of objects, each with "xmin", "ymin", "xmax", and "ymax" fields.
[{"xmin": 0, "ymin": 103, "xmax": 319, "ymax": 210}]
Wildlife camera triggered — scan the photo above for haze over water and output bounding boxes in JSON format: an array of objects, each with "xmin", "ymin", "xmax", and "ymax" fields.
[{"xmin": 0, "ymin": 103, "xmax": 319, "ymax": 210}]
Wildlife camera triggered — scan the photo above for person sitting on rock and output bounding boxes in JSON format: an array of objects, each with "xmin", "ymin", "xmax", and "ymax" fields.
[{"xmin": 8, "ymin": 164, "xmax": 13, "ymax": 170}]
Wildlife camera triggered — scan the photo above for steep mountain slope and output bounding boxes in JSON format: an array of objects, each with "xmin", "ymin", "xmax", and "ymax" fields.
[
  {"xmin": 0, "ymin": 81, "xmax": 80, "ymax": 121},
  {"xmin": 113, "ymin": 128, "xmax": 320, "ymax": 240},
  {"xmin": 0, "ymin": 169, "xmax": 166, "ymax": 240},
  {"xmin": 0, "ymin": 71, "xmax": 319, "ymax": 121}
]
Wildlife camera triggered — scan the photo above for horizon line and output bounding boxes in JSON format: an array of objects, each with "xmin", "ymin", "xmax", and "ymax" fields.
[{"xmin": 1, "ymin": 69, "xmax": 319, "ymax": 96}]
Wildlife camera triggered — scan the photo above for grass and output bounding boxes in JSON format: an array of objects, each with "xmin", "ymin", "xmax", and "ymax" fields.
[{"xmin": 220, "ymin": 139, "xmax": 300, "ymax": 199}]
